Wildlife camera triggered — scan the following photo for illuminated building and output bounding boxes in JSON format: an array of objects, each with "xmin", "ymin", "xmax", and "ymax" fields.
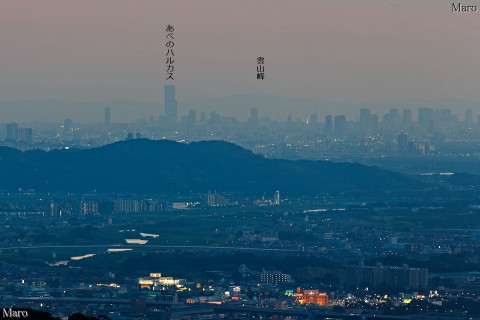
[
  {"xmin": 172, "ymin": 202, "xmax": 188, "ymax": 209},
  {"xmin": 114, "ymin": 199, "xmax": 141, "ymax": 213},
  {"xmin": 295, "ymin": 289, "xmax": 328, "ymax": 306},
  {"xmin": 81, "ymin": 200, "xmax": 99, "ymax": 215},
  {"xmin": 138, "ymin": 273, "xmax": 185, "ymax": 290},
  {"xmin": 113, "ymin": 199, "xmax": 162, "ymax": 213},
  {"xmin": 208, "ymin": 191, "xmax": 229, "ymax": 207},
  {"xmin": 259, "ymin": 271, "xmax": 292, "ymax": 285},
  {"xmin": 273, "ymin": 190, "xmax": 280, "ymax": 205}
]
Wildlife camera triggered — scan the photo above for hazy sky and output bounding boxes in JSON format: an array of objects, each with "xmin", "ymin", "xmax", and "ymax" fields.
[{"xmin": 1, "ymin": 0, "xmax": 480, "ymax": 106}]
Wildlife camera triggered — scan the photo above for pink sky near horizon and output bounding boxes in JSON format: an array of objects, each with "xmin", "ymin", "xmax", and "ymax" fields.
[{"xmin": 1, "ymin": 0, "xmax": 479, "ymax": 104}]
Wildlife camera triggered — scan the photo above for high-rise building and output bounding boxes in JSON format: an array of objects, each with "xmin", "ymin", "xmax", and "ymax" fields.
[
  {"xmin": 324, "ymin": 115, "xmax": 333, "ymax": 136},
  {"xmin": 6, "ymin": 123, "xmax": 18, "ymax": 141},
  {"xmin": 104, "ymin": 107, "xmax": 111, "ymax": 126},
  {"xmin": 402, "ymin": 108, "xmax": 412, "ymax": 129},
  {"xmin": 81, "ymin": 200, "xmax": 99, "ymax": 215},
  {"xmin": 209, "ymin": 111, "xmax": 221, "ymax": 125},
  {"xmin": 187, "ymin": 109, "xmax": 196, "ymax": 126},
  {"xmin": 398, "ymin": 132, "xmax": 408, "ymax": 153},
  {"xmin": 164, "ymin": 85, "xmax": 177, "ymax": 123},
  {"xmin": 114, "ymin": 199, "xmax": 142, "ymax": 213},
  {"xmin": 359, "ymin": 108, "xmax": 371, "ymax": 132},
  {"xmin": 273, "ymin": 191, "xmax": 280, "ymax": 205},
  {"xmin": 343, "ymin": 264, "xmax": 428, "ymax": 289},
  {"xmin": 17, "ymin": 128, "xmax": 33, "ymax": 144},
  {"xmin": 260, "ymin": 271, "xmax": 292, "ymax": 285},
  {"xmin": 334, "ymin": 115, "xmax": 346, "ymax": 138},
  {"xmin": 434, "ymin": 109, "xmax": 453, "ymax": 122},
  {"xmin": 64, "ymin": 118, "xmax": 73, "ymax": 133},
  {"xmin": 385, "ymin": 108, "xmax": 401, "ymax": 130},
  {"xmin": 207, "ymin": 191, "xmax": 229, "ymax": 207},
  {"xmin": 418, "ymin": 108, "xmax": 433, "ymax": 129}
]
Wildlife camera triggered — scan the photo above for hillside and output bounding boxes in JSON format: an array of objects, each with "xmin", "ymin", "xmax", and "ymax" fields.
[{"xmin": 0, "ymin": 139, "xmax": 421, "ymax": 194}]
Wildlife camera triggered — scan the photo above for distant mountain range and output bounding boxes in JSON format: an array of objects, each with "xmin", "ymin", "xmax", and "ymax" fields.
[{"xmin": 0, "ymin": 139, "xmax": 421, "ymax": 194}]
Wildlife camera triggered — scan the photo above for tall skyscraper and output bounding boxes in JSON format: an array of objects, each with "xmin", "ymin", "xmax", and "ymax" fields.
[
  {"xmin": 274, "ymin": 191, "xmax": 280, "ymax": 205},
  {"xmin": 418, "ymin": 108, "xmax": 433, "ymax": 129},
  {"xmin": 334, "ymin": 115, "xmax": 347, "ymax": 138},
  {"xmin": 64, "ymin": 118, "xmax": 73, "ymax": 133},
  {"xmin": 359, "ymin": 108, "xmax": 371, "ymax": 132},
  {"xmin": 402, "ymin": 108, "xmax": 412, "ymax": 129},
  {"xmin": 187, "ymin": 109, "xmax": 196, "ymax": 126},
  {"xmin": 207, "ymin": 191, "xmax": 229, "ymax": 207},
  {"xmin": 104, "ymin": 106, "xmax": 111, "ymax": 126},
  {"xmin": 164, "ymin": 85, "xmax": 177, "ymax": 123},
  {"xmin": 388, "ymin": 108, "xmax": 401, "ymax": 130},
  {"xmin": 200, "ymin": 112, "xmax": 206, "ymax": 122},
  {"xmin": 324, "ymin": 115, "xmax": 333, "ymax": 136},
  {"xmin": 17, "ymin": 128, "xmax": 33, "ymax": 144},
  {"xmin": 6, "ymin": 123, "xmax": 18, "ymax": 141},
  {"xmin": 209, "ymin": 111, "xmax": 221, "ymax": 125}
]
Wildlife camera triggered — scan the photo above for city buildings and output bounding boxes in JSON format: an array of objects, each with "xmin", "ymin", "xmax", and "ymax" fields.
[
  {"xmin": 343, "ymin": 264, "xmax": 428, "ymax": 289},
  {"xmin": 164, "ymin": 85, "xmax": 177, "ymax": 124},
  {"xmin": 259, "ymin": 271, "xmax": 292, "ymax": 285},
  {"xmin": 273, "ymin": 191, "xmax": 280, "ymax": 205},
  {"xmin": 295, "ymin": 289, "xmax": 329, "ymax": 306}
]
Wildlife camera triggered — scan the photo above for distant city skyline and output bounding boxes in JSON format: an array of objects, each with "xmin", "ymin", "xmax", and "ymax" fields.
[
  {"xmin": 1, "ymin": 95, "xmax": 480, "ymax": 123},
  {"xmin": 1, "ymin": 0, "xmax": 480, "ymax": 123}
]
